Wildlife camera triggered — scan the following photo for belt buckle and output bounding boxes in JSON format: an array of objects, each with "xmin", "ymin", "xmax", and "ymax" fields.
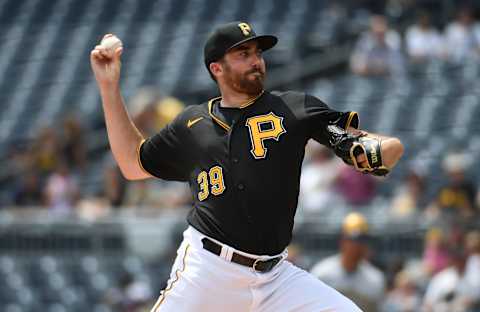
[
  {"xmin": 252, "ymin": 258, "xmax": 264, "ymax": 273},
  {"xmin": 252, "ymin": 257, "xmax": 278, "ymax": 273}
]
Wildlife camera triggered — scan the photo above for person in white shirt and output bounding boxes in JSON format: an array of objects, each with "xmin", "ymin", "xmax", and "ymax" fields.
[
  {"xmin": 444, "ymin": 7, "xmax": 480, "ymax": 63},
  {"xmin": 405, "ymin": 12, "xmax": 445, "ymax": 62},
  {"xmin": 299, "ymin": 141, "xmax": 342, "ymax": 214},
  {"xmin": 310, "ymin": 212, "xmax": 385, "ymax": 311},
  {"xmin": 423, "ymin": 243, "xmax": 480, "ymax": 312},
  {"xmin": 350, "ymin": 15, "xmax": 404, "ymax": 76}
]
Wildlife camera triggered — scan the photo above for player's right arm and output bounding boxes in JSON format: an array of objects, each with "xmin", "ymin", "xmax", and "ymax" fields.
[{"xmin": 90, "ymin": 34, "xmax": 151, "ymax": 181}]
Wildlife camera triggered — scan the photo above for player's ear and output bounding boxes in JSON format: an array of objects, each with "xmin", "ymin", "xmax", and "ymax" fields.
[{"xmin": 209, "ymin": 62, "xmax": 222, "ymax": 79}]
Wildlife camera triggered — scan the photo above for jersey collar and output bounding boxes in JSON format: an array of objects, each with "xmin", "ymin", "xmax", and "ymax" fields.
[{"xmin": 208, "ymin": 91, "xmax": 265, "ymax": 131}]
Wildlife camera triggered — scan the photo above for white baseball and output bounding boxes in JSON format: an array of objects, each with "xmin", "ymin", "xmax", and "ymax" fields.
[{"xmin": 101, "ymin": 35, "xmax": 122, "ymax": 52}]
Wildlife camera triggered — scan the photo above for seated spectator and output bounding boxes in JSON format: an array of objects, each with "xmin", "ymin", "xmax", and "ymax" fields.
[
  {"xmin": 128, "ymin": 87, "xmax": 185, "ymax": 137},
  {"xmin": 32, "ymin": 126, "xmax": 61, "ymax": 177},
  {"xmin": 422, "ymin": 227, "xmax": 450, "ymax": 276},
  {"xmin": 425, "ymin": 152, "xmax": 477, "ymax": 223},
  {"xmin": 103, "ymin": 162, "xmax": 127, "ymax": 208},
  {"xmin": 310, "ymin": 213, "xmax": 385, "ymax": 311},
  {"xmin": 104, "ymin": 271, "xmax": 152, "ymax": 312},
  {"xmin": 464, "ymin": 231, "xmax": 480, "ymax": 309},
  {"xmin": 335, "ymin": 165, "xmax": 377, "ymax": 206},
  {"xmin": 120, "ymin": 89, "xmax": 188, "ymax": 209},
  {"xmin": 405, "ymin": 12, "xmax": 445, "ymax": 62},
  {"xmin": 59, "ymin": 116, "xmax": 87, "ymax": 171},
  {"xmin": 299, "ymin": 141, "xmax": 342, "ymax": 213},
  {"xmin": 389, "ymin": 168, "xmax": 425, "ymax": 220},
  {"xmin": 44, "ymin": 161, "xmax": 79, "ymax": 215},
  {"xmin": 422, "ymin": 242, "xmax": 480, "ymax": 312},
  {"xmin": 350, "ymin": 15, "xmax": 404, "ymax": 76},
  {"xmin": 13, "ymin": 173, "xmax": 44, "ymax": 207},
  {"xmin": 465, "ymin": 230, "xmax": 480, "ymax": 257},
  {"xmin": 444, "ymin": 7, "xmax": 480, "ymax": 63},
  {"xmin": 381, "ymin": 270, "xmax": 421, "ymax": 312},
  {"xmin": 124, "ymin": 179, "xmax": 190, "ymax": 209}
]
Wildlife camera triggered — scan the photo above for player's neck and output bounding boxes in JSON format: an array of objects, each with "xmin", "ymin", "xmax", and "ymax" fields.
[{"xmin": 219, "ymin": 88, "xmax": 264, "ymax": 108}]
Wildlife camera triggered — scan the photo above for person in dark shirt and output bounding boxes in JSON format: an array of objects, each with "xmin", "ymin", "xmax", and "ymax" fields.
[{"xmin": 91, "ymin": 22, "xmax": 404, "ymax": 311}]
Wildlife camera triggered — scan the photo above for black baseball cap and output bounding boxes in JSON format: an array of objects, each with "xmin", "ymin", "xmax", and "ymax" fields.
[{"xmin": 204, "ymin": 21, "xmax": 278, "ymax": 72}]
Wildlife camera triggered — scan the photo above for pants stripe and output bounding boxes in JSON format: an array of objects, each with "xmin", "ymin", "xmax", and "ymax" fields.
[{"xmin": 150, "ymin": 244, "xmax": 191, "ymax": 312}]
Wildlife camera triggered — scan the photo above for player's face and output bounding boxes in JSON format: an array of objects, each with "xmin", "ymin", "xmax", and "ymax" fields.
[{"xmin": 221, "ymin": 41, "xmax": 266, "ymax": 96}]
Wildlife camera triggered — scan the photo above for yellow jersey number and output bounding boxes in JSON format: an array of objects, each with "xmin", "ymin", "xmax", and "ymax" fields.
[{"xmin": 197, "ymin": 165, "xmax": 226, "ymax": 201}]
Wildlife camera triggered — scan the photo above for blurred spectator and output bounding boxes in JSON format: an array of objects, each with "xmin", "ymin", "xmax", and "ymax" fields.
[
  {"xmin": 464, "ymin": 230, "xmax": 480, "ymax": 309},
  {"xmin": 405, "ymin": 12, "xmax": 445, "ymax": 62},
  {"xmin": 422, "ymin": 227, "xmax": 450, "ymax": 276},
  {"xmin": 444, "ymin": 7, "xmax": 480, "ymax": 63},
  {"xmin": 129, "ymin": 88, "xmax": 162, "ymax": 137},
  {"xmin": 422, "ymin": 242, "xmax": 480, "ymax": 312},
  {"xmin": 286, "ymin": 243, "xmax": 310, "ymax": 269},
  {"xmin": 124, "ymin": 179, "xmax": 190, "ymax": 209},
  {"xmin": 310, "ymin": 212, "xmax": 385, "ymax": 311},
  {"xmin": 120, "ymin": 89, "xmax": 188, "ymax": 209},
  {"xmin": 389, "ymin": 169, "xmax": 425, "ymax": 220},
  {"xmin": 59, "ymin": 116, "xmax": 87, "ymax": 171},
  {"xmin": 104, "ymin": 272, "xmax": 152, "ymax": 312},
  {"xmin": 466, "ymin": 230, "xmax": 480, "ymax": 256},
  {"xmin": 103, "ymin": 163, "xmax": 127, "ymax": 208},
  {"xmin": 381, "ymin": 270, "xmax": 421, "ymax": 312},
  {"xmin": 7, "ymin": 144, "xmax": 34, "ymax": 175},
  {"xmin": 128, "ymin": 87, "xmax": 184, "ymax": 137},
  {"xmin": 350, "ymin": 15, "xmax": 404, "ymax": 76},
  {"xmin": 425, "ymin": 152, "xmax": 477, "ymax": 223},
  {"xmin": 335, "ymin": 165, "xmax": 377, "ymax": 206},
  {"xmin": 299, "ymin": 141, "xmax": 342, "ymax": 213},
  {"xmin": 13, "ymin": 172, "xmax": 44, "ymax": 206},
  {"xmin": 31, "ymin": 126, "xmax": 61, "ymax": 176},
  {"xmin": 44, "ymin": 161, "xmax": 79, "ymax": 215}
]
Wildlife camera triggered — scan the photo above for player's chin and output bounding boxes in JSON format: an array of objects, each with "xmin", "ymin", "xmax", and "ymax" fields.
[{"xmin": 243, "ymin": 81, "xmax": 264, "ymax": 95}]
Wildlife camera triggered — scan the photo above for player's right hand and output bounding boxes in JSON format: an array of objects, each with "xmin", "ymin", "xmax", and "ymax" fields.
[{"xmin": 90, "ymin": 34, "xmax": 123, "ymax": 87}]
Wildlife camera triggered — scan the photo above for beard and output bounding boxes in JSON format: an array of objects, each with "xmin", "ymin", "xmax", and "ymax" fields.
[{"xmin": 223, "ymin": 63, "xmax": 265, "ymax": 96}]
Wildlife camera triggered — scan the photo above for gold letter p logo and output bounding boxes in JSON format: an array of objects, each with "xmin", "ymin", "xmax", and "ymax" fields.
[
  {"xmin": 246, "ymin": 112, "xmax": 286, "ymax": 159},
  {"xmin": 238, "ymin": 23, "xmax": 252, "ymax": 36}
]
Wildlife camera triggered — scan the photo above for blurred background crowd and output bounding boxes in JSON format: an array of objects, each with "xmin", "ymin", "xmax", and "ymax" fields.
[{"xmin": 0, "ymin": 0, "xmax": 480, "ymax": 311}]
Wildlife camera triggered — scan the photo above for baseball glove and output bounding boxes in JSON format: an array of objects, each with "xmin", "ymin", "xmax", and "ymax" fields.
[{"xmin": 327, "ymin": 125, "xmax": 390, "ymax": 176}]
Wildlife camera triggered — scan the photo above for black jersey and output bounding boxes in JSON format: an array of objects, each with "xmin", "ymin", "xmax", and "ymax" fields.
[{"xmin": 139, "ymin": 90, "xmax": 358, "ymax": 255}]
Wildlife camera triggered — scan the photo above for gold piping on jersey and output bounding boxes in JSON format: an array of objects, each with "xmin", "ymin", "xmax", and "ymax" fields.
[
  {"xmin": 136, "ymin": 138, "xmax": 153, "ymax": 177},
  {"xmin": 345, "ymin": 111, "xmax": 359, "ymax": 130},
  {"xmin": 207, "ymin": 91, "xmax": 265, "ymax": 131},
  {"xmin": 208, "ymin": 96, "xmax": 230, "ymax": 131},
  {"xmin": 150, "ymin": 244, "xmax": 191, "ymax": 311},
  {"xmin": 239, "ymin": 90, "xmax": 264, "ymax": 109}
]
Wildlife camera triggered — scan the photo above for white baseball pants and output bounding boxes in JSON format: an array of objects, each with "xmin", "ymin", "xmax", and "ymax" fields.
[{"xmin": 151, "ymin": 226, "xmax": 362, "ymax": 312}]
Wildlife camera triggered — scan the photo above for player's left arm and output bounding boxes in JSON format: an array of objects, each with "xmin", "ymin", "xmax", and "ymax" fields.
[
  {"xmin": 347, "ymin": 127, "xmax": 404, "ymax": 170},
  {"xmin": 302, "ymin": 93, "xmax": 404, "ymax": 175}
]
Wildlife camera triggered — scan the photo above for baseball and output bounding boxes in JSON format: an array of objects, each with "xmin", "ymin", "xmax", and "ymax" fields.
[{"xmin": 100, "ymin": 35, "xmax": 122, "ymax": 52}]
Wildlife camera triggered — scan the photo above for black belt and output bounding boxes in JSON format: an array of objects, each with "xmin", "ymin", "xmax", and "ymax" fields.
[{"xmin": 201, "ymin": 237, "xmax": 282, "ymax": 273}]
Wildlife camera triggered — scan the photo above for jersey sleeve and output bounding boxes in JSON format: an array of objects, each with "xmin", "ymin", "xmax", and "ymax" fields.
[
  {"xmin": 138, "ymin": 111, "xmax": 192, "ymax": 181},
  {"xmin": 304, "ymin": 94, "xmax": 359, "ymax": 146}
]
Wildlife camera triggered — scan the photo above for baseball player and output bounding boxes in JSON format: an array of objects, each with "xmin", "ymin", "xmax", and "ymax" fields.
[{"xmin": 91, "ymin": 22, "xmax": 404, "ymax": 311}]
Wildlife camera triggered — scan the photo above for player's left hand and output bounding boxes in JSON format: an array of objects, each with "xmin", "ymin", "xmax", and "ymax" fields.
[{"xmin": 327, "ymin": 125, "xmax": 391, "ymax": 176}]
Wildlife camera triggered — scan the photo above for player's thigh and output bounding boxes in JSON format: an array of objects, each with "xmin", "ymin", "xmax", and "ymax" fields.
[
  {"xmin": 257, "ymin": 261, "xmax": 363, "ymax": 312},
  {"xmin": 150, "ymin": 242, "xmax": 252, "ymax": 312}
]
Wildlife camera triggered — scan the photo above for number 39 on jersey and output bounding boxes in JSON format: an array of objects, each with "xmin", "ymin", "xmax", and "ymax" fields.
[{"xmin": 197, "ymin": 166, "xmax": 226, "ymax": 201}]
